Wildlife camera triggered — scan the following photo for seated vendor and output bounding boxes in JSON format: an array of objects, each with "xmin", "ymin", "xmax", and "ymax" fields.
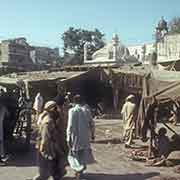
[{"xmin": 155, "ymin": 127, "xmax": 171, "ymax": 158}]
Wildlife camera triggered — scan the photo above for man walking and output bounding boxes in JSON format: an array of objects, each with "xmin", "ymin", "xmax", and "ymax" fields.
[
  {"xmin": 67, "ymin": 95, "xmax": 95, "ymax": 180},
  {"xmin": 33, "ymin": 100, "xmax": 67, "ymax": 180},
  {"xmin": 121, "ymin": 95, "xmax": 136, "ymax": 148}
]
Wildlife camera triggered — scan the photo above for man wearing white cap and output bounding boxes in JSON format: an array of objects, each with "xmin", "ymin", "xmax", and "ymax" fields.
[
  {"xmin": 33, "ymin": 100, "xmax": 66, "ymax": 180},
  {"xmin": 121, "ymin": 94, "xmax": 136, "ymax": 148}
]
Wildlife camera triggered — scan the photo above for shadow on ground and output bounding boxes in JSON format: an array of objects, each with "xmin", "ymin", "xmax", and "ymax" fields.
[
  {"xmin": 63, "ymin": 172, "xmax": 160, "ymax": 180},
  {"xmin": 93, "ymin": 138, "xmax": 122, "ymax": 144},
  {"xmin": 6, "ymin": 144, "xmax": 37, "ymax": 167}
]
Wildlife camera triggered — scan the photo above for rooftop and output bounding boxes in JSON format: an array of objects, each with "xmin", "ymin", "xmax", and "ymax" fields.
[{"xmin": 0, "ymin": 70, "xmax": 86, "ymax": 84}]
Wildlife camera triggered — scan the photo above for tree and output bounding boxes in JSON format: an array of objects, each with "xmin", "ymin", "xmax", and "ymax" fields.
[
  {"xmin": 169, "ymin": 17, "xmax": 180, "ymax": 34},
  {"xmin": 62, "ymin": 27, "xmax": 105, "ymax": 65}
]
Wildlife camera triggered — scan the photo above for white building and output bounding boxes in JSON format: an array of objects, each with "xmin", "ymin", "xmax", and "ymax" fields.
[
  {"xmin": 84, "ymin": 34, "xmax": 138, "ymax": 65},
  {"xmin": 128, "ymin": 43, "xmax": 155, "ymax": 63},
  {"xmin": 85, "ymin": 17, "xmax": 180, "ymax": 68},
  {"xmin": 157, "ymin": 34, "xmax": 180, "ymax": 63}
]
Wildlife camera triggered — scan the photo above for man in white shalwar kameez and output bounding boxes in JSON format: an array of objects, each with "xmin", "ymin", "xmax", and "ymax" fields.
[
  {"xmin": 121, "ymin": 95, "xmax": 136, "ymax": 148},
  {"xmin": 67, "ymin": 95, "xmax": 95, "ymax": 180}
]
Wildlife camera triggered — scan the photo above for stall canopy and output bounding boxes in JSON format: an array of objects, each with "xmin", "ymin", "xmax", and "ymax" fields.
[
  {"xmin": 0, "ymin": 70, "xmax": 87, "ymax": 100},
  {"xmin": 110, "ymin": 66, "xmax": 145, "ymax": 93},
  {"xmin": 137, "ymin": 69, "xmax": 180, "ymax": 138}
]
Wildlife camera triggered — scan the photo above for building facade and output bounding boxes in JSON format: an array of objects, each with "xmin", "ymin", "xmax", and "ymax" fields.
[
  {"xmin": 84, "ymin": 34, "xmax": 137, "ymax": 65},
  {"xmin": 0, "ymin": 37, "xmax": 60, "ymax": 71},
  {"xmin": 128, "ymin": 17, "xmax": 180, "ymax": 65},
  {"xmin": 128, "ymin": 43, "xmax": 155, "ymax": 63},
  {"xmin": 30, "ymin": 47, "xmax": 60, "ymax": 65},
  {"xmin": 157, "ymin": 33, "xmax": 180, "ymax": 62},
  {"xmin": 0, "ymin": 37, "xmax": 33, "ymax": 69},
  {"xmin": 154, "ymin": 17, "xmax": 180, "ymax": 64}
]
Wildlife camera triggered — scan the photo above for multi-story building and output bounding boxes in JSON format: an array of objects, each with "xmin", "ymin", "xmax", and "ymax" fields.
[
  {"xmin": 157, "ymin": 34, "xmax": 180, "ymax": 62},
  {"xmin": 0, "ymin": 37, "xmax": 60, "ymax": 71},
  {"xmin": 30, "ymin": 46, "xmax": 60, "ymax": 65},
  {"xmin": 0, "ymin": 37, "xmax": 33, "ymax": 69},
  {"xmin": 128, "ymin": 17, "xmax": 180, "ymax": 66}
]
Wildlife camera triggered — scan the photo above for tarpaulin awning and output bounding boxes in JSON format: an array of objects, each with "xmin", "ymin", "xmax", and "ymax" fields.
[{"xmin": 137, "ymin": 73, "xmax": 180, "ymax": 138}]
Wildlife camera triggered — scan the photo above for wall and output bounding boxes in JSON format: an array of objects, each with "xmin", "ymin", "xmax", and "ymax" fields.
[
  {"xmin": 8, "ymin": 42, "xmax": 31, "ymax": 66},
  {"xmin": 128, "ymin": 43, "xmax": 154, "ymax": 63},
  {"xmin": 0, "ymin": 41, "xmax": 9, "ymax": 63},
  {"xmin": 30, "ymin": 47, "xmax": 60, "ymax": 65},
  {"xmin": 157, "ymin": 33, "xmax": 180, "ymax": 62},
  {"xmin": 0, "ymin": 38, "xmax": 34, "ymax": 70}
]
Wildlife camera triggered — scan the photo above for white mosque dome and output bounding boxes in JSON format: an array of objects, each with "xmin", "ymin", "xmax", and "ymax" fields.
[{"xmin": 92, "ymin": 34, "xmax": 129, "ymax": 62}]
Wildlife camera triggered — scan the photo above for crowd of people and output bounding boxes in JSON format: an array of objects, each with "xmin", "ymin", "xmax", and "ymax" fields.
[
  {"xmin": 0, "ymin": 85, "xmax": 177, "ymax": 178},
  {"xmin": 0, "ymin": 81, "xmax": 180, "ymax": 179},
  {"xmin": 30, "ymin": 93, "xmax": 95, "ymax": 180},
  {"xmin": 31, "ymin": 90, "xmax": 145, "ymax": 179}
]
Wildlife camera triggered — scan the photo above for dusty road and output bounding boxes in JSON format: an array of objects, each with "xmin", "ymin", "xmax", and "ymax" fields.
[{"xmin": 0, "ymin": 119, "xmax": 180, "ymax": 180}]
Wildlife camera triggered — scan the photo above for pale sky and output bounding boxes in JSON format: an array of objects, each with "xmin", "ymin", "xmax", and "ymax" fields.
[{"xmin": 0, "ymin": 0, "xmax": 179, "ymax": 54}]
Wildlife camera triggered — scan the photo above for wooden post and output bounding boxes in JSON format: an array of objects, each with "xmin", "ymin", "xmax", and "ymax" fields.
[
  {"xmin": 24, "ymin": 80, "xmax": 31, "ymax": 149},
  {"xmin": 148, "ymin": 107, "xmax": 157, "ymax": 159},
  {"xmin": 25, "ymin": 108, "xmax": 32, "ymax": 149},
  {"xmin": 148, "ymin": 128, "xmax": 153, "ymax": 159},
  {"xmin": 24, "ymin": 80, "xmax": 30, "ymax": 100}
]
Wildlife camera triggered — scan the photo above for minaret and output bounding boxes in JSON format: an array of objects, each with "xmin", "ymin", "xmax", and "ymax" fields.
[
  {"xmin": 83, "ymin": 42, "xmax": 89, "ymax": 63},
  {"xmin": 154, "ymin": 17, "xmax": 168, "ymax": 58},
  {"xmin": 112, "ymin": 34, "xmax": 119, "ymax": 61}
]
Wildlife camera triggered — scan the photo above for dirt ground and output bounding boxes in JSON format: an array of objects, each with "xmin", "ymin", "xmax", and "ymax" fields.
[{"xmin": 1, "ymin": 119, "xmax": 180, "ymax": 180}]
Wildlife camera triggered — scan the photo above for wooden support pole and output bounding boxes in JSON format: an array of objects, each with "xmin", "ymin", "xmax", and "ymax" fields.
[
  {"xmin": 24, "ymin": 80, "xmax": 30, "ymax": 100},
  {"xmin": 24, "ymin": 80, "xmax": 32, "ymax": 149},
  {"xmin": 148, "ymin": 128, "xmax": 153, "ymax": 159},
  {"xmin": 25, "ymin": 109, "xmax": 32, "ymax": 149}
]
